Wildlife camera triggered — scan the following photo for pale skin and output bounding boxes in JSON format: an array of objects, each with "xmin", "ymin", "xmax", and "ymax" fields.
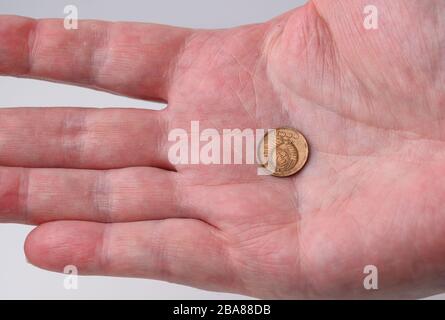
[{"xmin": 0, "ymin": 0, "xmax": 444, "ymax": 299}]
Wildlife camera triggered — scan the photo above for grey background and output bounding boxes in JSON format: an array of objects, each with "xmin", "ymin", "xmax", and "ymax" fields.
[{"xmin": 0, "ymin": 0, "xmax": 443, "ymax": 300}]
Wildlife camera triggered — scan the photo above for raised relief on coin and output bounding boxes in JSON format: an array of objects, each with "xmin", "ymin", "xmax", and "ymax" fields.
[{"xmin": 259, "ymin": 128, "xmax": 309, "ymax": 177}]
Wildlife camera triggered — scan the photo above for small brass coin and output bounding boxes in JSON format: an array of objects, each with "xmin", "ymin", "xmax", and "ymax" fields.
[{"xmin": 259, "ymin": 128, "xmax": 309, "ymax": 177}]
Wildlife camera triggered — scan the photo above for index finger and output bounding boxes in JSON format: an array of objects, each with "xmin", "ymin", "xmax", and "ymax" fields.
[{"xmin": 0, "ymin": 15, "xmax": 193, "ymax": 101}]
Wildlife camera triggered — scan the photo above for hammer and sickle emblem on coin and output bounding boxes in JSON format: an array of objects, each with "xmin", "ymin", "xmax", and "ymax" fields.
[{"xmin": 259, "ymin": 128, "xmax": 309, "ymax": 177}]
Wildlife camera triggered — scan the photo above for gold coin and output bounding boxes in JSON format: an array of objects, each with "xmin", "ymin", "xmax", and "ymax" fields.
[{"xmin": 259, "ymin": 128, "xmax": 309, "ymax": 177}]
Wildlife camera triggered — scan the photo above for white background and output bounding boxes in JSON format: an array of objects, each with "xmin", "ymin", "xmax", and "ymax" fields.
[{"xmin": 0, "ymin": 0, "xmax": 443, "ymax": 300}]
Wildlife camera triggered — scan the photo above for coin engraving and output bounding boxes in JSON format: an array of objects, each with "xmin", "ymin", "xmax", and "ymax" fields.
[{"xmin": 259, "ymin": 128, "xmax": 309, "ymax": 177}]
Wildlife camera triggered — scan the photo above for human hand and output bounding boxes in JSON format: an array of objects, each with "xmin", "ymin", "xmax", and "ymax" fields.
[{"xmin": 1, "ymin": 0, "xmax": 444, "ymax": 299}]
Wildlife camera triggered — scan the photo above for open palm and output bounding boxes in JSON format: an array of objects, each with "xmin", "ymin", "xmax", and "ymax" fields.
[{"xmin": 1, "ymin": 0, "xmax": 444, "ymax": 299}]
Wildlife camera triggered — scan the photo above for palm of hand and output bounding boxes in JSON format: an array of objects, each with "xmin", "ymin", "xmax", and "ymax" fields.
[{"xmin": 1, "ymin": 0, "xmax": 444, "ymax": 299}]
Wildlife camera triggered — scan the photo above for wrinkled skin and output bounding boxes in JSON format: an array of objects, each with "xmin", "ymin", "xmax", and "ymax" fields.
[{"xmin": 0, "ymin": 0, "xmax": 444, "ymax": 299}]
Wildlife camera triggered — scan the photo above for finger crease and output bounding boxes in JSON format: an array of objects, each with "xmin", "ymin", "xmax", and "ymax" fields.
[
  {"xmin": 61, "ymin": 110, "xmax": 87, "ymax": 166},
  {"xmin": 89, "ymin": 22, "xmax": 112, "ymax": 86},
  {"xmin": 18, "ymin": 168, "xmax": 31, "ymax": 223},
  {"xmin": 26, "ymin": 19, "xmax": 40, "ymax": 76},
  {"xmin": 94, "ymin": 170, "xmax": 113, "ymax": 223},
  {"xmin": 99, "ymin": 223, "xmax": 113, "ymax": 274}
]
